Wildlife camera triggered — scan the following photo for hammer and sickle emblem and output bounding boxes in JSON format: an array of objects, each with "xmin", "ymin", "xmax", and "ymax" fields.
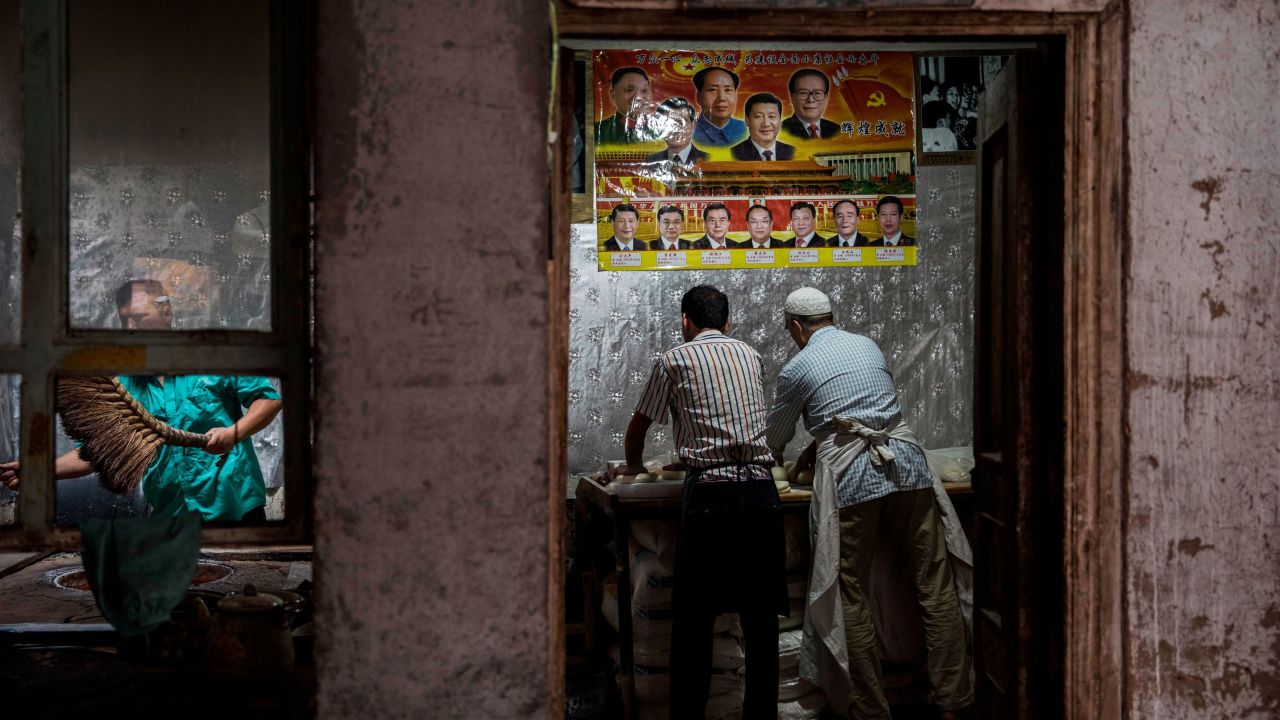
[{"xmin": 866, "ymin": 91, "xmax": 886, "ymax": 108}]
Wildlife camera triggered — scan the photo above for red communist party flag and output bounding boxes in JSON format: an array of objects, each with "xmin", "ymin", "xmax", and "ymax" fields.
[{"xmin": 831, "ymin": 63, "xmax": 914, "ymax": 136}]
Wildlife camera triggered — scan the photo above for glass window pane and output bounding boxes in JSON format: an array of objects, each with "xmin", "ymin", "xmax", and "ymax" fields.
[
  {"xmin": 53, "ymin": 374, "xmax": 284, "ymax": 526},
  {"xmin": 0, "ymin": 0, "xmax": 20, "ymax": 345},
  {"xmin": 0, "ymin": 373, "xmax": 16, "ymax": 527},
  {"xmin": 68, "ymin": 0, "xmax": 271, "ymax": 331}
]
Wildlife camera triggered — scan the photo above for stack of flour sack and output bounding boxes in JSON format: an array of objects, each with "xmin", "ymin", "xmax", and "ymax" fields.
[
  {"xmin": 777, "ymin": 511, "xmax": 830, "ymax": 719},
  {"xmin": 603, "ymin": 513, "xmax": 830, "ymax": 719}
]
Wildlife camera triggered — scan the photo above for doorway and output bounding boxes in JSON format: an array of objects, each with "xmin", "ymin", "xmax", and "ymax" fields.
[{"xmin": 548, "ymin": 5, "xmax": 1127, "ymax": 720}]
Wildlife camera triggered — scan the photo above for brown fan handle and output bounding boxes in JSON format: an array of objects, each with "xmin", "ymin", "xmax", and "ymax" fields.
[
  {"xmin": 163, "ymin": 427, "xmax": 214, "ymax": 448},
  {"xmin": 106, "ymin": 377, "xmax": 216, "ymax": 449}
]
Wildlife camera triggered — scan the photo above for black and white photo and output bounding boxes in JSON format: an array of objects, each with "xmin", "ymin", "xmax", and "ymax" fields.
[{"xmin": 916, "ymin": 55, "xmax": 1008, "ymax": 156}]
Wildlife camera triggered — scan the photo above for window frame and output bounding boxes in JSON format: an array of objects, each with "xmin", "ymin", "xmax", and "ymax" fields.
[{"xmin": 0, "ymin": 0, "xmax": 313, "ymax": 548}]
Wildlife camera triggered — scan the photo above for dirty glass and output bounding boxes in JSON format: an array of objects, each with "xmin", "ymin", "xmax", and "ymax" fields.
[
  {"xmin": 0, "ymin": 374, "xmax": 16, "ymax": 527},
  {"xmin": 0, "ymin": 0, "xmax": 20, "ymax": 345},
  {"xmin": 67, "ymin": 0, "xmax": 272, "ymax": 331},
  {"xmin": 52, "ymin": 374, "xmax": 285, "ymax": 527}
]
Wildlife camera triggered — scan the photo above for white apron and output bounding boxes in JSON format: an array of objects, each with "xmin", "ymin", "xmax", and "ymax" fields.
[{"xmin": 797, "ymin": 415, "xmax": 973, "ymax": 717}]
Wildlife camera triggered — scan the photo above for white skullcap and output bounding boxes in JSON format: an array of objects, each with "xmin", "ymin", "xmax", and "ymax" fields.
[{"xmin": 784, "ymin": 287, "xmax": 831, "ymax": 317}]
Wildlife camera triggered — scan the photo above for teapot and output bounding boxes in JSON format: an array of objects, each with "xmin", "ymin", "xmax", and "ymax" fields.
[{"xmin": 207, "ymin": 583, "xmax": 296, "ymax": 678}]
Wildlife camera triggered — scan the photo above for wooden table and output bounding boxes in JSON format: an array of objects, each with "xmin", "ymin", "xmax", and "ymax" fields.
[{"xmin": 572, "ymin": 475, "xmax": 971, "ymax": 719}]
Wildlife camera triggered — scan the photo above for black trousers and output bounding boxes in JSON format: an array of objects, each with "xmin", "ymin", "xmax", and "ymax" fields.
[{"xmin": 668, "ymin": 475, "xmax": 786, "ymax": 720}]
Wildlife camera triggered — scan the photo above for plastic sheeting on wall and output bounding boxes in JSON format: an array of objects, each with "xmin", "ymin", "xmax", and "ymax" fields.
[
  {"xmin": 68, "ymin": 164, "xmax": 272, "ymax": 331},
  {"xmin": 0, "ymin": 165, "xmax": 18, "ymax": 346},
  {"xmin": 567, "ymin": 165, "xmax": 975, "ymax": 480},
  {"xmin": 0, "ymin": 374, "xmax": 16, "ymax": 524}
]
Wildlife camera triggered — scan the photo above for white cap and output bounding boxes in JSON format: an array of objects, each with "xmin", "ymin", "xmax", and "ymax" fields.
[{"xmin": 784, "ymin": 287, "xmax": 831, "ymax": 317}]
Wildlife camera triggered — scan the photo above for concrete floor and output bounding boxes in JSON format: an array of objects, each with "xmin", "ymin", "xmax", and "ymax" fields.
[
  {"xmin": 0, "ymin": 551, "xmax": 311, "ymax": 624},
  {"xmin": 0, "ymin": 550, "xmax": 315, "ymax": 718}
]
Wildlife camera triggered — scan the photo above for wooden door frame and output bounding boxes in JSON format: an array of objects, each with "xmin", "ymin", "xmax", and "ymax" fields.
[{"xmin": 546, "ymin": 3, "xmax": 1128, "ymax": 718}]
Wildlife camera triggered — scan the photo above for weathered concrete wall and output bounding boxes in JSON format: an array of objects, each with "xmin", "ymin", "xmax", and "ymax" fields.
[
  {"xmin": 312, "ymin": 1, "xmax": 551, "ymax": 717},
  {"xmin": 1126, "ymin": 1, "xmax": 1280, "ymax": 717},
  {"xmin": 306, "ymin": 0, "xmax": 1280, "ymax": 716}
]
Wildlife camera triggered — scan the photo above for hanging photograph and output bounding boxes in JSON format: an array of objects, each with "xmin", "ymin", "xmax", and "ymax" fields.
[
  {"xmin": 915, "ymin": 54, "xmax": 1009, "ymax": 164},
  {"xmin": 592, "ymin": 48, "xmax": 918, "ymax": 270}
]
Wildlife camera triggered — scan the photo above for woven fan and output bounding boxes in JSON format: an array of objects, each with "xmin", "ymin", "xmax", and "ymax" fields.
[{"xmin": 56, "ymin": 376, "xmax": 208, "ymax": 494}]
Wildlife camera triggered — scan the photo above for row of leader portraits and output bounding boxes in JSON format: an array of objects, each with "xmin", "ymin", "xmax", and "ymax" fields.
[
  {"xmin": 596, "ymin": 64, "xmax": 847, "ymax": 164},
  {"xmin": 601, "ymin": 196, "xmax": 914, "ymax": 252}
]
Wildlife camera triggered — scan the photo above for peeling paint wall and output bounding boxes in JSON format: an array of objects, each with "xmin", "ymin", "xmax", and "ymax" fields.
[
  {"xmin": 312, "ymin": 1, "xmax": 550, "ymax": 717},
  {"xmin": 1126, "ymin": 1, "xmax": 1280, "ymax": 717}
]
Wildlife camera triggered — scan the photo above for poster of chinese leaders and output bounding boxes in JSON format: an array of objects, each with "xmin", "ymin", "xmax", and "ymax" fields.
[{"xmin": 592, "ymin": 48, "xmax": 917, "ymax": 271}]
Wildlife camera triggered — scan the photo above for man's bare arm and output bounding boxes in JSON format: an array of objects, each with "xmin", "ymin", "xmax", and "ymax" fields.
[
  {"xmin": 1, "ymin": 448, "xmax": 96, "ymax": 490},
  {"xmin": 787, "ymin": 440, "xmax": 818, "ymax": 484},
  {"xmin": 622, "ymin": 412, "xmax": 653, "ymax": 475},
  {"xmin": 204, "ymin": 398, "xmax": 283, "ymax": 454},
  {"xmin": 56, "ymin": 448, "xmax": 95, "ymax": 479}
]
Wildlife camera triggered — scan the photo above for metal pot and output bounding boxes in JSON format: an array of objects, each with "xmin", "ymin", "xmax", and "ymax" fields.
[
  {"xmin": 263, "ymin": 588, "xmax": 305, "ymax": 625},
  {"xmin": 208, "ymin": 583, "xmax": 295, "ymax": 678}
]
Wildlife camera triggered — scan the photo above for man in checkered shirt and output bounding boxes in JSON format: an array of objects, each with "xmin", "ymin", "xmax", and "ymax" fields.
[
  {"xmin": 622, "ymin": 285, "xmax": 786, "ymax": 720},
  {"xmin": 765, "ymin": 287, "xmax": 972, "ymax": 720}
]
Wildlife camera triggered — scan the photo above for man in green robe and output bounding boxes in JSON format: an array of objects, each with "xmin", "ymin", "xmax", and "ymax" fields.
[{"xmin": 1, "ymin": 280, "xmax": 282, "ymax": 522}]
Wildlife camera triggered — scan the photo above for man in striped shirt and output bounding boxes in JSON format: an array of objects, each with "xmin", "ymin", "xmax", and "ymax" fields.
[
  {"xmin": 765, "ymin": 287, "xmax": 971, "ymax": 720},
  {"xmin": 622, "ymin": 285, "xmax": 786, "ymax": 720}
]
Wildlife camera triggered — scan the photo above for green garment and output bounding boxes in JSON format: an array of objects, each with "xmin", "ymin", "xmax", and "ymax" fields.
[
  {"xmin": 595, "ymin": 113, "xmax": 657, "ymax": 146},
  {"xmin": 80, "ymin": 510, "xmax": 202, "ymax": 636},
  {"xmin": 117, "ymin": 375, "xmax": 280, "ymax": 522}
]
